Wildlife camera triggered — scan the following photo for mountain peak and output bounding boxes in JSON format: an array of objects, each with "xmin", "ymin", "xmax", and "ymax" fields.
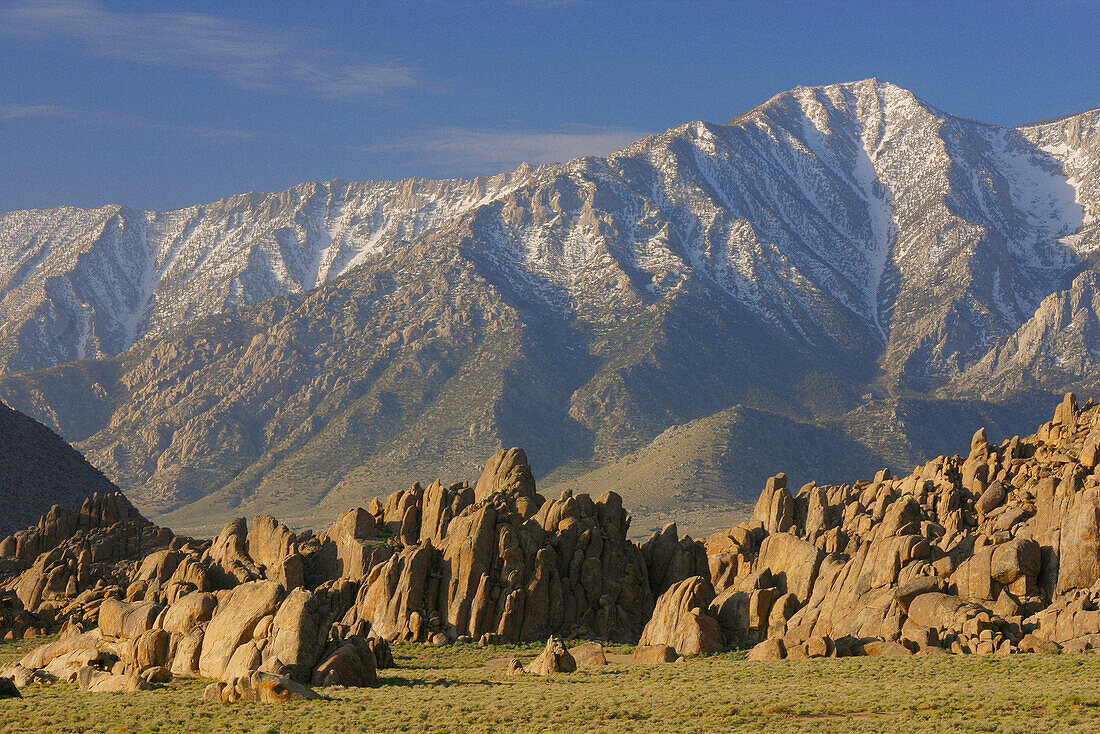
[{"xmin": 726, "ymin": 78, "xmax": 925, "ymax": 128}]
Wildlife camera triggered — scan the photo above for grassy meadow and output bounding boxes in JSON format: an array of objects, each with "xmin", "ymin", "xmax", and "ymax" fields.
[{"xmin": 4, "ymin": 635, "xmax": 1100, "ymax": 733}]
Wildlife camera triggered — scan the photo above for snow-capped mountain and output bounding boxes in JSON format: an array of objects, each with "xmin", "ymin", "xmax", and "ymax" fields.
[
  {"xmin": 0, "ymin": 79, "xmax": 1096, "ymax": 535},
  {"xmin": 2, "ymin": 80, "xmax": 1094, "ymax": 379},
  {"xmin": 0, "ymin": 170, "xmax": 538, "ymax": 371}
]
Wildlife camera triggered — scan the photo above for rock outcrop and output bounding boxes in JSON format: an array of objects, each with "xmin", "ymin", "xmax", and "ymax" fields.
[
  {"xmin": 340, "ymin": 449, "xmax": 658, "ymax": 645},
  {"xmin": 631, "ymin": 644, "xmax": 680, "ymax": 664},
  {"xmin": 0, "ymin": 491, "xmax": 180, "ymax": 639},
  {"xmin": 1, "ymin": 501, "xmax": 387, "ymax": 696},
  {"xmin": 12, "ymin": 397, "xmax": 1100, "ymax": 703},
  {"xmin": 641, "ymin": 523, "xmax": 710, "ymax": 597},
  {"xmin": 637, "ymin": 576, "xmax": 724, "ymax": 656},
  {"xmin": 522, "ymin": 636, "xmax": 577, "ymax": 675},
  {"xmin": 569, "ymin": 641, "xmax": 607, "ymax": 667},
  {"xmin": 204, "ymin": 671, "xmax": 322, "ymax": 704},
  {"xmin": 710, "ymin": 394, "xmax": 1100, "ymax": 658},
  {"xmin": 2, "ymin": 446, "xmax": 686, "ymax": 697}
]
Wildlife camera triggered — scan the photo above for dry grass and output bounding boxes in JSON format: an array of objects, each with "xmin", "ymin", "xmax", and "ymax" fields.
[{"xmin": 4, "ymin": 636, "xmax": 1100, "ymax": 733}]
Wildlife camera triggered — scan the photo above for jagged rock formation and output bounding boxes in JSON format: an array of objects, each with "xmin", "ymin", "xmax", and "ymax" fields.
[
  {"xmin": 640, "ymin": 522, "xmax": 710, "ymax": 597},
  {"xmin": 521, "ymin": 636, "xmax": 576, "ymax": 675},
  {"xmin": 637, "ymin": 576, "xmax": 723, "ymax": 656},
  {"xmin": 0, "ymin": 447, "xmax": 702, "ymax": 696},
  {"xmin": 0, "ymin": 400, "xmax": 119, "ymax": 536},
  {"xmin": 709, "ymin": 394, "xmax": 1100, "ymax": 658},
  {"xmin": 9, "ymin": 396, "xmax": 1100, "ymax": 704},
  {"xmin": 1, "ymin": 81, "xmax": 1096, "ymax": 536},
  {"xmin": 0, "ymin": 487, "xmax": 391, "ymax": 696},
  {"xmin": 341, "ymin": 448, "xmax": 655, "ymax": 644},
  {"xmin": 1, "ymin": 492, "xmax": 175, "ymax": 621}
]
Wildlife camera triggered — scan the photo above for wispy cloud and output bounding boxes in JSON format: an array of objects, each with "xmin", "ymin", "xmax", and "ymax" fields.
[
  {"xmin": 0, "ymin": 104, "xmax": 76, "ymax": 122},
  {"xmin": 366, "ymin": 125, "xmax": 651, "ymax": 170},
  {"xmin": 0, "ymin": 0, "xmax": 420, "ymax": 100},
  {"xmin": 0, "ymin": 103, "xmax": 256, "ymax": 141}
]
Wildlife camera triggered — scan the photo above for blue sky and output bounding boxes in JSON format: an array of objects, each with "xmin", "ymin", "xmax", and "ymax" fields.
[{"xmin": 1, "ymin": 0, "xmax": 1097, "ymax": 212}]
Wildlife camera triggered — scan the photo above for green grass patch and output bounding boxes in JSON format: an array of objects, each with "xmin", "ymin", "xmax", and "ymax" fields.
[{"xmin": 5, "ymin": 638, "xmax": 1100, "ymax": 732}]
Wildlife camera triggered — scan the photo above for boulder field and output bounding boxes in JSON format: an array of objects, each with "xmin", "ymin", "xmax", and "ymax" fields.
[
  {"xmin": 705, "ymin": 393, "xmax": 1100, "ymax": 659},
  {"xmin": 3, "ymin": 395, "xmax": 1100, "ymax": 701}
]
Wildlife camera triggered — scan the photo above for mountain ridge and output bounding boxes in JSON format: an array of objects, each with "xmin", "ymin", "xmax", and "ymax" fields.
[
  {"xmin": 2, "ymin": 79, "xmax": 1094, "ymax": 376},
  {"xmin": 0, "ymin": 79, "xmax": 1096, "ymax": 536}
]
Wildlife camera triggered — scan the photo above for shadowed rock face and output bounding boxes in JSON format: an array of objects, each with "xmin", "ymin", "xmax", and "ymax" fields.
[
  {"xmin": 0, "ymin": 400, "xmax": 119, "ymax": 537},
  {"xmin": 0, "ymin": 676, "xmax": 20, "ymax": 698}
]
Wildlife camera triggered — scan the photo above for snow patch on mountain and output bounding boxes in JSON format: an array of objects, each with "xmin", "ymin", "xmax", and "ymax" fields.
[{"xmin": 0, "ymin": 80, "xmax": 1095, "ymax": 383}]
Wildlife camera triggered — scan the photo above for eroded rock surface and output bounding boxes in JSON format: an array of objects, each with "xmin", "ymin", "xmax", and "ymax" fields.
[
  {"xmin": 11, "ymin": 398, "xmax": 1100, "ymax": 701},
  {"xmin": 637, "ymin": 576, "xmax": 723, "ymax": 656},
  {"xmin": 522, "ymin": 636, "xmax": 577, "ymax": 675},
  {"xmin": 2, "ymin": 446, "xmax": 689, "ymax": 697},
  {"xmin": 709, "ymin": 394, "xmax": 1100, "ymax": 658},
  {"xmin": 340, "ymin": 449, "xmax": 659, "ymax": 645}
]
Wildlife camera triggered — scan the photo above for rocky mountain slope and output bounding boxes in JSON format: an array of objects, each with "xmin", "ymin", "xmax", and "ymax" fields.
[
  {"xmin": 0, "ymin": 172, "xmax": 535, "ymax": 373},
  {"xmin": 0, "ymin": 79, "xmax": 1096, "ymax": 533},
  {"xmin": 0, "ymin": 399, "xmax": 118, "ymax": 536}
]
